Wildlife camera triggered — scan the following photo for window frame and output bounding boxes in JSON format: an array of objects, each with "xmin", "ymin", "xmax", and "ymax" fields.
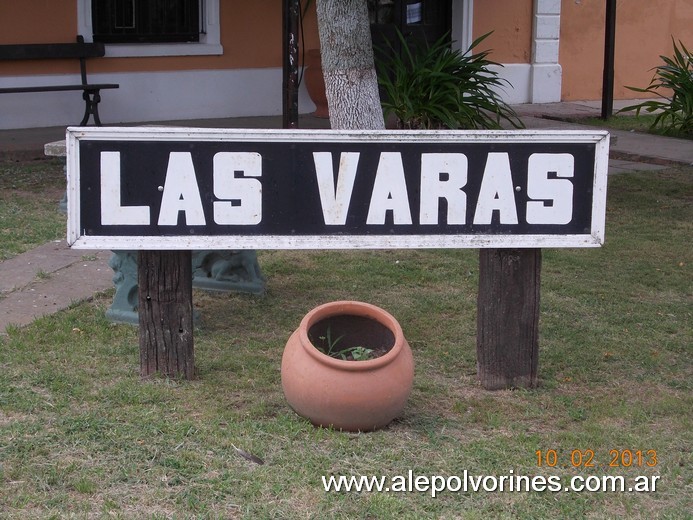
[{"xmin": 77, "ymin": 0, "xmax": 222, "ymax": 57}]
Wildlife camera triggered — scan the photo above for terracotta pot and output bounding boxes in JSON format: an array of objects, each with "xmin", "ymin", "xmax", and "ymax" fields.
[
  {"xmin": 281, "ymin": 301, "xmax": 414, "ymax": 432},
  {"xmin": 304, "ymin": 49, "xmax": 329, "ymax": 118}
]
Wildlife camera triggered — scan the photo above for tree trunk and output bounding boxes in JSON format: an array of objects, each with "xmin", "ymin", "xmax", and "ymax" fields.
[
  {"xmin": 477, "ymin": 249, "xmax": 541, "ymax": 390},
  {"xmin": 139, "ymin": 250, "xmax": 195, "ymax": 379},
  {"xmin": 316, "ymin": 0, "xmax": 385, "ymax": 130}
]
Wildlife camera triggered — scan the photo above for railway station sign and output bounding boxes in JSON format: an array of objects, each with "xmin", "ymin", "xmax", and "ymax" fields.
[{"xmin": 66, "ymin": 127, "xmax": 609, "ymax": 250}]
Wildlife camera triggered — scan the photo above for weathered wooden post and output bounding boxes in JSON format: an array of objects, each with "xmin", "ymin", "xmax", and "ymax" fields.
[
  {"xmin": 477, "ymin": 248, "xmax": 541, "ymax": 389},
  {"xmin": 138, "ymin": 250, "xmax": 195, "ymax": 379}
]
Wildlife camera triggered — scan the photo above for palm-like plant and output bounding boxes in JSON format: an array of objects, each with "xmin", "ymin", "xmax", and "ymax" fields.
[
  {"xmin": 376, "ymin": 31, "xmax": 524, "ymax": 130},
  {"xmin": 619, "ymin": 40, "xmax": 692, "ymax": 137}
]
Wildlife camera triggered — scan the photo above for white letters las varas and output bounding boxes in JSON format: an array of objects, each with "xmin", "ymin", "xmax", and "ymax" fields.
[
  {"xmin": 67, "ymin": 127, "xmax": 608, "ymax": 250},
  {"xmin": 100, "ymin": 151, "xmax": 574, "ymax": 228}
]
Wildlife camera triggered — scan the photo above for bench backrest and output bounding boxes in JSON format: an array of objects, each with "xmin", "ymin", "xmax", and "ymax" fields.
[
  {"xmin": 0, "ymin": 36, "xmax": 105, "ymax": 61},
  {"xmin": 0, "ymin": 35, "xmax": 105, "ymax": 86}
]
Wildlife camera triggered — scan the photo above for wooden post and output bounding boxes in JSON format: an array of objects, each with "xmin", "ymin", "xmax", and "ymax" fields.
[
  {"xmin": 138, "ymin": 250, "xmax": 195, "ymax": 379},
  {"xmin": 477, "ymin": 249, "xmax": 541, "ymax": 390}
]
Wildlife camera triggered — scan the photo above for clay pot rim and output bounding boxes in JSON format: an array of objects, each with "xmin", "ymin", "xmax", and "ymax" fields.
[{"xmin": 299, "ymin": 300, "xmax": 405, "ymax": 372}]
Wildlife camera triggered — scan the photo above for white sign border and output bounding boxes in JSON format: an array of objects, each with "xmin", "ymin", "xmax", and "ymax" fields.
[{"xmin": 66, "ymin": 127, "xmax": 609, "ymax": 250}]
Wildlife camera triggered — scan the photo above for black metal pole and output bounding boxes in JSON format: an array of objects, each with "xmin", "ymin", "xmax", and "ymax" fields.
[
  {"xmin": 282, "ymin": 0, "xmax": 300, "ymax": 129},
  {"xmin": 601, "ymin": 0, "xmax": 617, "ymax": 120}
]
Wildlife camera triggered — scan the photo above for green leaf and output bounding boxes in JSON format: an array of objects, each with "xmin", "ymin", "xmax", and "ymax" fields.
[
  {"xmin": 619, "ymin": 39, "xmax": 692, "ymax": 136},
  {"xmin": 376, "ymin": 29, "xmax": 524, "ymax": 130}
]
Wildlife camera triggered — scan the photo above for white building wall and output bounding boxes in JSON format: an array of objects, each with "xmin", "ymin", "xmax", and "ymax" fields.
[
  {"xmin": 530, "ymin": 0, "xmax": 562, "ymax": 103},
  {"xmin": 0, "ymin": 69, "xmax": 316, "ymax": 129}
]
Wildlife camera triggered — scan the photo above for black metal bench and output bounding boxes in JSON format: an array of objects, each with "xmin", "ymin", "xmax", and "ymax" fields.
[{"xmin": 0, "ymin": 35, "xmax": 119, "ymax": 126}]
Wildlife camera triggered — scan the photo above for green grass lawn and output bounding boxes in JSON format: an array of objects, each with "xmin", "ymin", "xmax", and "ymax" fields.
[
  {"xmin": 0, "ymin": 162, "xmax": 691, "ymax": 518},
  {"xmin": 576, "ymin": 114, "xmax": 692, "ymax": 140}
]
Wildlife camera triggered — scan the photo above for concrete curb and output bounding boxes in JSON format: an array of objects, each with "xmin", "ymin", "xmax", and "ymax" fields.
[{"xmin": 0, "ymin": 242, "xmax": 112, "ymax": 333}]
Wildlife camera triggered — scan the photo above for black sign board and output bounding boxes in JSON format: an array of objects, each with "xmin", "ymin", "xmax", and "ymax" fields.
[{"xmin": 67, "ymin": 128, "xmax": 609, "ymax": 249}]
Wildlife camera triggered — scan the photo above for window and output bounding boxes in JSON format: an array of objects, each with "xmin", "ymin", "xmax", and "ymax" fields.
[
  {"xmin": 92, "ymin": 0, "xmax": 200, "ymax": 43},
  {"xmin": 368, "ymin": 1, "xmax": 446, "ymax": 28},
  {"xmin": 78, "ymin": 0, "xmax": 221, "ymax": 57},
  {"xmin": 369, "ymin": 0, "xmax": 451, "ymax": 60}
]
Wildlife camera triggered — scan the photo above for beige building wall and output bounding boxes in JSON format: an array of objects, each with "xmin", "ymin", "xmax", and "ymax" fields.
[
  {"xmin": 2, "ymin": 0, "xmax": 691, "ymax": 128},
  {"xmin": 0, "ymin": 0, "xmax": 284, "ymax": 75},
  {"xmin": 560, "ymin": 0, "xmax": 693, "ymax": 100},
  {"xmin": 473, "ymin": 0, "xmax": 533, "ymax": 63},
  {"xmin": 0, "ymin": 1, "xmax": 538, "ymax": 75}
]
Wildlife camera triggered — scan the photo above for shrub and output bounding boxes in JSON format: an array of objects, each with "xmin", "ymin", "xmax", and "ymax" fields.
[
  {"xmin": 376, "ymin": 31, "xmax": 523, "ymax": 130},
  {"xmin": 619, "ymin": 39, "xmax": 692, "ymax": 137}
]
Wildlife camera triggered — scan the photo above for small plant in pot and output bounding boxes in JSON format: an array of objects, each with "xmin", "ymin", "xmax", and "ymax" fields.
[
  {"xmin": 281, "ymin": 301, "xmax": 414, "ymax": 432},
  {"xmin": 312, "ymin": 318, "xmax": 392, "ymax": 361}
]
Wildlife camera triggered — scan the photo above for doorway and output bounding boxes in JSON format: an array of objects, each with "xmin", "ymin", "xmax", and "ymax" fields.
[{"xmin": 369, "ymin": 0, "xmax": 452, "ymax": 58}]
